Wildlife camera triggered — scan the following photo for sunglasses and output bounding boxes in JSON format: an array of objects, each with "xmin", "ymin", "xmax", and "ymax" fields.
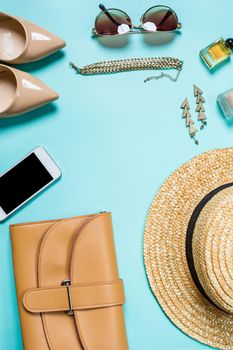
[{"xmin": 92, "ymin": 4, "xmax": 181, "ymax": 37}]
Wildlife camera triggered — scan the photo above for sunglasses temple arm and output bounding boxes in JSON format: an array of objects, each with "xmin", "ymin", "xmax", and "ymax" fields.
[
  {"xmin": 156, "ymin": 9, "xmax": 173, "ymax": 28},
  {"xmin": 99, "ymin": 4, "xmax": 121, "ymax": 26}
]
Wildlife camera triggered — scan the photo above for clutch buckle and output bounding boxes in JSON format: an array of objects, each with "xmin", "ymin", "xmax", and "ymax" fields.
[{"xmin": 61, "ymin": 280, "xmax": 74, "ymax": 316}]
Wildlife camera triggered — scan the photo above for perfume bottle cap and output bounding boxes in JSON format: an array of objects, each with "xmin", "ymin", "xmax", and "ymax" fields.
[{"xmin": 226, "ymin": 38, "xmax": 233, "ymax": 50}]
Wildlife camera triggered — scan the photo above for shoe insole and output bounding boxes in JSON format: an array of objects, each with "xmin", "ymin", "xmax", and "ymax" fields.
[
  {"xmin": 0, "ymin": 71, "xmax": 16, "ymax": 113},
  {"xmin": 0, "ymin": 18, "xmax": 26, "ymax": 60}
]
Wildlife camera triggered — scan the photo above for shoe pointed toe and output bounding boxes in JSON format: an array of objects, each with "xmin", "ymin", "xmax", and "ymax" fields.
[
  {"xmin": 0, "ymin": 12, "xmax": 66, "ymax": 64},
  {"xmin": 0, "ymin": 64, "xmax": 59, "ymax": 118}
]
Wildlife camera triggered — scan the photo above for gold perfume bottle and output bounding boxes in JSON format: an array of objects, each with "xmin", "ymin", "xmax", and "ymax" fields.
[{"xmin": 200, "ymin": 38, "xmax": 233, "ymax": 70}]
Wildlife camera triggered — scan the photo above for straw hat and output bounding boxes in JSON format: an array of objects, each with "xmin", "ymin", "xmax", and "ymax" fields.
[{"xmin": 144, "ymin": 147, "xmax": 233, "ymax": 350}]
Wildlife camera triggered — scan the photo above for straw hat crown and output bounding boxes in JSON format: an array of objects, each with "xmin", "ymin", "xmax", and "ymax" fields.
[
  {"xmin": 193, "ymin": 187, "xmax": 233, "ymax": 314},
  {"xmin": 144, "ymin": 148, "xmax": 233, "ymax": 350}
]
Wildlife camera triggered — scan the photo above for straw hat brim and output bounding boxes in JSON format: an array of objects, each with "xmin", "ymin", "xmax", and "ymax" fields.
[{"xmin": 144, "ymin": 148, "xmax": 233, "ymax": 350}]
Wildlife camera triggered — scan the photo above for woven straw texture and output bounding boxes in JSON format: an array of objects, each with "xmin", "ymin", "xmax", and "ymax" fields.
[
  {"xmin": 193, "ymin": 187, "xmax": 233, "ymax": 315},
  {"xmin": 144, "ymin": 148, "xmax": 233, "ymax": 350}
]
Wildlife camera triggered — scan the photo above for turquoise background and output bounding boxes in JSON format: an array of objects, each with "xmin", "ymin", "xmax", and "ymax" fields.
[{"xmin": 0, "ymin": 0, "xmax": 233, "ymax": 349}]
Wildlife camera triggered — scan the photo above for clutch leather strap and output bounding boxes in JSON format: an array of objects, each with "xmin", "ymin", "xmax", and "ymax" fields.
[{"xmin": 24, "ymin": 279, "xmax": 125, "ymax": 313}]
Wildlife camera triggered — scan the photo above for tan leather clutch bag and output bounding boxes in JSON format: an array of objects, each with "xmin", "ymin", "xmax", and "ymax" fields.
[{"xmin": 10, "ymin": 212, "xmax": 128, "ymax": 350}]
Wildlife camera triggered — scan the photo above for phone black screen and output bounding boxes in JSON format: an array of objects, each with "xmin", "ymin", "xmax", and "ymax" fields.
[{"xmin": 0, "ymin": 153, "xmax": 53, "ymax": 214}]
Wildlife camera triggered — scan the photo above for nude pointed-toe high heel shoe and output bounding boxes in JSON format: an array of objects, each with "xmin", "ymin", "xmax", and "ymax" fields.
[
  {"xmin": 0, "ymin": 64, "xmax": 59, "ymax": 118},
  {"xmin": 0, "ymin": 12, "xmax": 66, "ymax": 64}
]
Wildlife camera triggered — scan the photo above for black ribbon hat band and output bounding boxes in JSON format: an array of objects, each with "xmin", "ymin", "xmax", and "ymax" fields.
[{"xmin": 186, "ymin": 182, "xmax": 233, "ymax": 309}]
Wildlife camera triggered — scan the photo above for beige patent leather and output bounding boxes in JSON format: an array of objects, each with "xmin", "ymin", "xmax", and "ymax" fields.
[
  {"xmin": 0, "ymin": 12, "xmax": 65, "ymax": 63},
  {"xmin": 10, "ymin": 213, "xmax": 128, "ymax": 350},
  {"xmin": 0, "ymin": 64, "xmax": 58, "ymax": 117}
]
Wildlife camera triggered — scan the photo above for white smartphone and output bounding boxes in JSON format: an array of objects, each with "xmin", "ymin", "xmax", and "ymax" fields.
[{"xmin": 0, "ymin": 146, "xmax": 61, "ymax": 222}]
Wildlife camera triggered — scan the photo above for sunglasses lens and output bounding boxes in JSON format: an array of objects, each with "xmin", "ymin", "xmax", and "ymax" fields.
[
  {"xmin": 95, "ymin": 9, "xmax": 132, "ymax": 35},
  {"xmin": 142, "ymin": 6, "xmax": 178, "ymax": 32}
]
